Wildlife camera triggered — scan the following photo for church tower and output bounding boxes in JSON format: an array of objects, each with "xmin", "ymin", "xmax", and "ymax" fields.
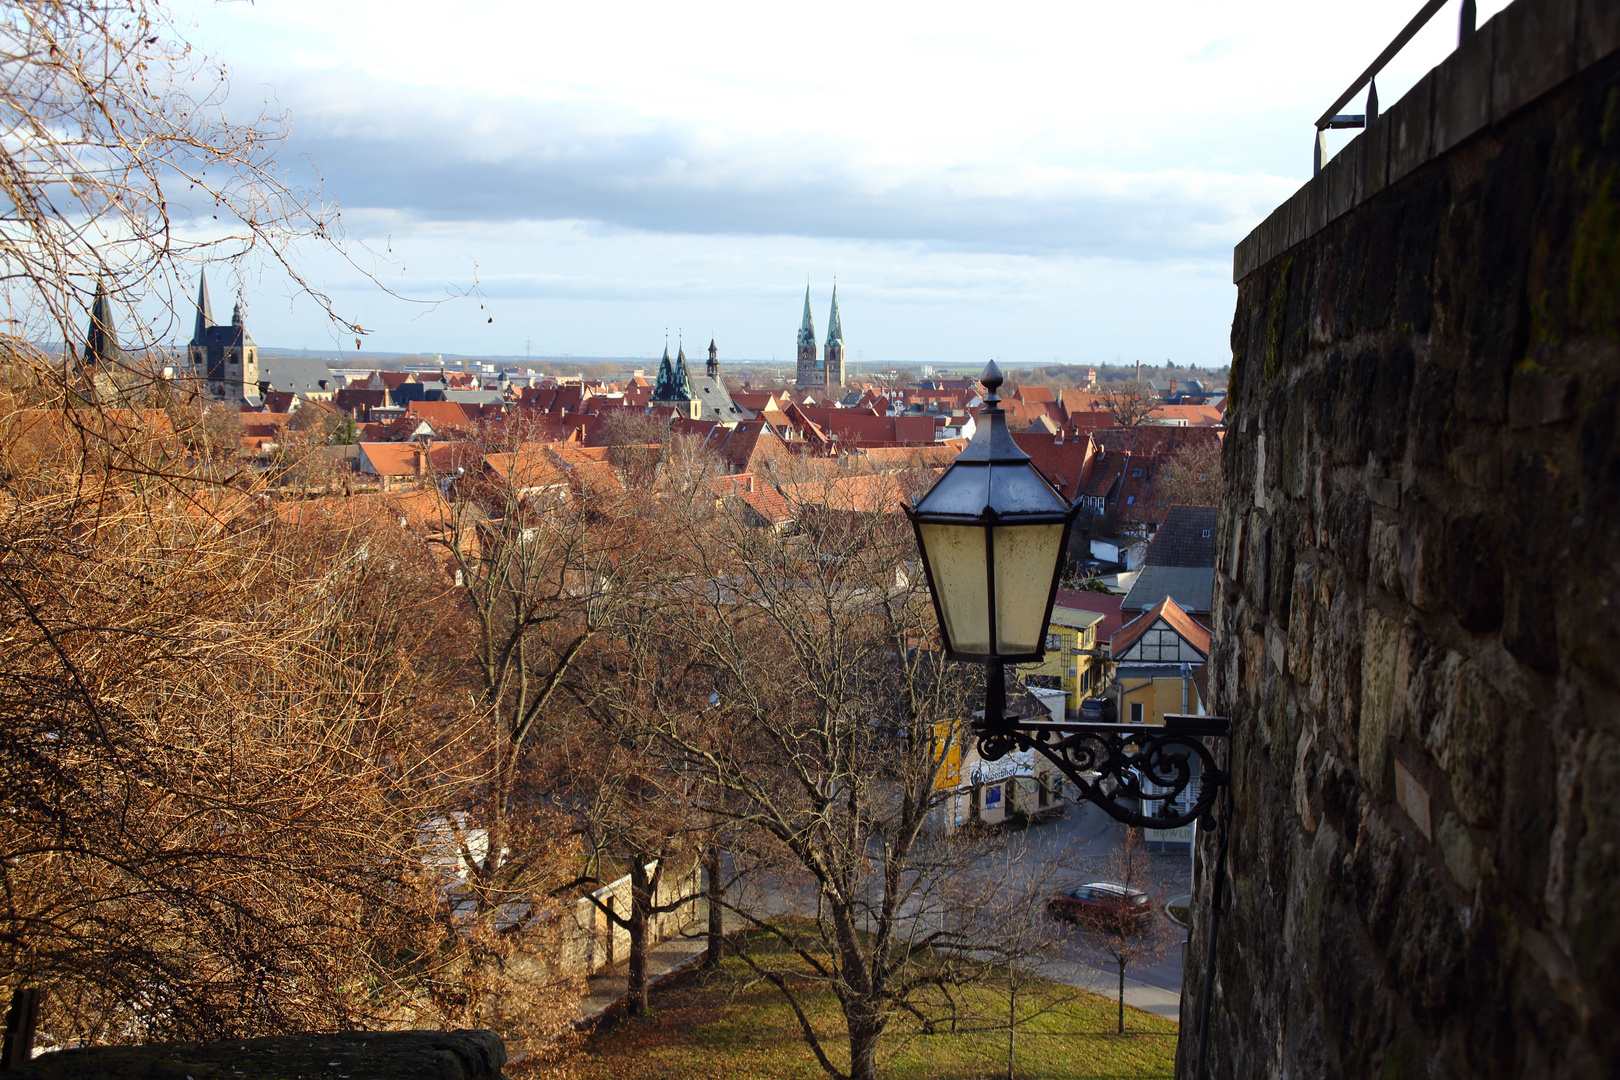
[
  {"xmin": 650, "ymin": 340, "xmax": 701, "ymax": 419},
  {"xmin": 794, "ymin": 285, "xmax": 820, "ymax": 390},
  {"xmin": 823, "ymin": 285, "xmax": 845, "ymax": 389},
  {"xmin": 83, "ymin": 280, "xmax": 120, "ymax": 368},
  {"xmin": 707, "ymin": 338, "xmax": 719, "ymax": 379},
  {"xmin": 188, "ymin": 271, "xmax": 260, "ymax": 405}
]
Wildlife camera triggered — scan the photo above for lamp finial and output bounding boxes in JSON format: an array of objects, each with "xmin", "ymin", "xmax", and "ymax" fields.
[
  {"xmin": 981, "ymin": 360, "xmax": 1002, "ymax": 389},
  {"xmin": 980, "ymin": 360, "xmax": 1003, "ymax": 405}
]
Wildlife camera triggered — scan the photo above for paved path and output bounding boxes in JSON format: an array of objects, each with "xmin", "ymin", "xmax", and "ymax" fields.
[
  {"xmin": 578, "ymin": 933, "xmax": 710, "ymax": 1022},
  {"xmin": 1035, "ymin": 956, "xmax": 1182, "ymax": 1020}
]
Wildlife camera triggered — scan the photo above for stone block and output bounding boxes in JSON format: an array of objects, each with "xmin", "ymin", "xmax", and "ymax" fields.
[
  {"xmin": 1436, "ymin": 809, "xmax": 1479, "ymax": 892},
  {"xmin": 1434, "ymin": 18, "xmax": 1495, "ymax": 155},
  {"xmin": 1287, "ymin": 562, "xmax": 1317, "ymax": 683},
  {"xmin": 1507, "ymin": 369, "xmax": 1576, "ymax": 427},
  {"xmin": 1367, "ymin": 516, "xmax": 1403, "ymax": 598},
  {"xmin": 9, "ymin": 1031, "xmax": 510, "ymax": 1080},
  {"xmin": 1359, "ymin": 609, "xmax": 1402, "ymax": 794},
  {"xmin": 1577, "ymin": 0, "xmax": 1620, "ymax": 70},
  {"xmin": 1422, "ymin": 655, "xmax": 1504, "ymax": 828},
  {"xmin": 1394, "ymin": 758, "xmax": 1432, "ymax": 839},
  {"xmin": 1397, "ymin": 495, "xmax": 1447, "ymax": 613},
  {"xmin": 1356, "ymin": 115, "xmax": 1391, "ymax": 203},
  {"xmin": 1324, "ymin": 139, "xmax": 1359, "ymax": 225},
  {"xmin": 1570, "ymin": 732, "xmax": 1620, "ymax": 1010},
  {"xmin": 1387, "ymin": 71, "xmax": 1435, "ymax": 186},
  {"xmin": 1445, "ymin": 512, "xmax": 1505, "ymax": 633},
  {"xmin": 1307, "ymin": 169, "xmax": 1331, "ymax": 236},
  {"xmin": 1490, "ymin": 0, "xmax": 1577, "ymax": 125},
  {"xmin": 1288, "ymin": 184, "xmax": 1312, "ymax": 252}
]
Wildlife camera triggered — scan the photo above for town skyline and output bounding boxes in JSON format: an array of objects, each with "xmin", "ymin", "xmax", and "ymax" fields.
[{"xmin": 163, "ymin": 0, "xmax": 1519, "ymax": 361}]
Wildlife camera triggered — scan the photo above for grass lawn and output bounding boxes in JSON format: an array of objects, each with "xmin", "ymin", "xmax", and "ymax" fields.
[{"xmin": 569, "ymin": 940, "xmax": 1177, "ymax": 1080}]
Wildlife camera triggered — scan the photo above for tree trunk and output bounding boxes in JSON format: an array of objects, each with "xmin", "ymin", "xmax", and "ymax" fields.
[
  {"xmin": 703, "ymin": 842, "xmax": 724, "ymax": 969},
  {"xmin": 627, "ymin": 860, "xmax": 652, "ymax": 1016},
  {"xmin": 1007, "ymin": 981, "xmax": 1016, "ymax": 1080},
  {"xmin": 848, "ymin": 1017, "xmax": 882, "ymax": 1080},
  {"xmin": 1117, "ymin": 960, "xmax": 1126, "ymax": 1035}
]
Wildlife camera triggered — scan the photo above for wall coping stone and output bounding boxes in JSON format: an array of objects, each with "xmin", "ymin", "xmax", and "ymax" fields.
[
  {"xmin": 1233, "ymin": 0, "xmax": 1618, "ymax": 283},
  {"xmin": 4, "ymin": 1029, "xmax": 509, "ymax": 1080}
]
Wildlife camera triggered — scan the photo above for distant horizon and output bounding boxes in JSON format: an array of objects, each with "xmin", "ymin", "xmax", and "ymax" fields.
[{"xmin": 161, "ymin": 0, "xmax": 1517, "ymax": 363}]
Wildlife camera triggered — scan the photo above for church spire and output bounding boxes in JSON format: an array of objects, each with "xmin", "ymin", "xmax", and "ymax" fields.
[
  {"xmin": 826, "ymin": 284, "xmax": 843, "ymax": 348},
  {"xmin": 192, "ymin": 269, "xmax": 214, "ymax": 345},
  {"xmin": 798, "ymin": 284, "xmax": 816, "ymax": 350},
  {"xmin": 83, "ymin": 279, "xmax": 119, "ymax": 366},
  {"xmin": 707, "ymin": 337, "xmax": 718, "ymax": 379},
  {"xmin": 651, "ymin": 338, "xmax": 694, "ymax": 403}
]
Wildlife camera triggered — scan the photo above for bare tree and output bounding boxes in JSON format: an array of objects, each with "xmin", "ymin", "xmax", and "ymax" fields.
[
  {"xmin": 1153, "ymin": 437, "xmax": 1223, "ymax": 508},
  {"xmin": 638, "ymin": 476, "xmax": 1035, "ymax": 1080},
  {"xmin": 1097, "ymin": 380, "xmax": 1160, "ymax": 427},
  {"xmin": 0, "ymin": 412, "xmax": 485, "ymax": 1044},
  {"xmin": 941, "ymin": 836, "xmax": 1087, "ymax": 1080},
  {"xmin": 1069, "ymin": 828, "xmax": 1178, "ymax": 1035}
]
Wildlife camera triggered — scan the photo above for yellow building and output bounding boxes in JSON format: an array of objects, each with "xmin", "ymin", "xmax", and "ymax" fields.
[
  {"xmin": 1109, "ymin": 596, "xmax": 1210, "ymax": 724},
  {"xmin": 1016, "ymin": 604, "xmax": 1108, "ymax": 717},
  {"xmin": 930, "ymin": 690, "xmax": 1068, "ymax": 831}
]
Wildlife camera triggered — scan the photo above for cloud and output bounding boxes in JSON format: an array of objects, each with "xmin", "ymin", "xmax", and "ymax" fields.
[{"xmin": 268, "ymin": 71, "xmax": 1295, "ymax": 262}]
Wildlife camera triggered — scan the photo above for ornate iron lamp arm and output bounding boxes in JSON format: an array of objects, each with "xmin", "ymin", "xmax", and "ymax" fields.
[{"xmin": 975, "ymin": 713, "xmax": 1230, "ymax": 829}]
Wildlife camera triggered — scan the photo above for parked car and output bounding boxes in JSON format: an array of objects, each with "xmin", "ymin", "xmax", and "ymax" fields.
[
  {"xmin": 1078, "ymin": 696, "xmax": 1117, "ymax": 722},
  {"xmin": 1047, "ymin": 882, "xmax": 1154, "ymax": 932}
]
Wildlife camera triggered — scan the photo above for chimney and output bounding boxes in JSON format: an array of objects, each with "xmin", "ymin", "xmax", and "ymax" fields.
[{"xmin": 415, "ymin": 446, "xmax": 427, "ymax": 477}]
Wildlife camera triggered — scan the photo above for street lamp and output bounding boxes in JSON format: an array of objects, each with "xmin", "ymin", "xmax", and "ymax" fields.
[
  {"xmin": 906, "ymin": 360, "xmax": 1229, "ymax": 831},
  {"xmin": 905, "ymin": 360, "xmax": 1077, "ymax": 730},
  {"xmin": 908, "ymin": 361, "xmax": 1234, "ymax": 1080}
]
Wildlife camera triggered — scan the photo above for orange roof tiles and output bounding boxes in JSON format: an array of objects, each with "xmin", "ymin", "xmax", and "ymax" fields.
[{"xmin": 1111, "ymin": 595, "xmax": 1211, "ymax": 659}]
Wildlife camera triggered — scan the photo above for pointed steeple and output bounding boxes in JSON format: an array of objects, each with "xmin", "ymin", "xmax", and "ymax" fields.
[
  {"xmin": 798, "ymin": 285, "xmax": 816, "ymax": 350},
  {"xmin": 651, "ymin": 339, "xmax": 694, "ymax": 402},
  {"xmin": 192, "ymin": 270, "xmax": 214, "ymax": 345},
  {"xmin": 707, "ymin": 337, "xmax": 719, "ymax": 379},
  {"xmin": 83, "ymin": 280, "xmax": 119, "ymax": 366},
  {"xmin": 826, "ymin": 285, "xmax": 843, "ymax": 348}
]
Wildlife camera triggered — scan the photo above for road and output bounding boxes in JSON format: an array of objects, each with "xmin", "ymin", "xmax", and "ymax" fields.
[{"xmin": 987, "ymin": 798, "xmax": 1194, "ymax": 996}]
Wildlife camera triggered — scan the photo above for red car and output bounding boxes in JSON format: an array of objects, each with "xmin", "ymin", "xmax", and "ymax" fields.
[{"xmin": 1047, "ymin": 882, "xmax": 1154, "ymax": 932}]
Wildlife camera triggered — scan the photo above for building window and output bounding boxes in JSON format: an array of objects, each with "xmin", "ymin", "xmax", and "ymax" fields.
[
  {"xmin": 1045, "ymin": 633, "xmax": 1063, "ymax": 651},
  {"xmin": 1130, "ymin": 702, "xmax": 1144, "ymax": 724}
]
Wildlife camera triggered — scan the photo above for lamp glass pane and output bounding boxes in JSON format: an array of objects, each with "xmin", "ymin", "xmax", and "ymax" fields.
[
  {"xmin": 993, "ymin": 522, "xmax": 1065, "ymax": 654},
  {"xmin": 919, "ymin": 522, "xmax": 990, "ymax": 655}
]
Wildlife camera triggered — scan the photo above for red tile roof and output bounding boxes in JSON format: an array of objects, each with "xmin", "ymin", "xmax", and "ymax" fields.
[
  {"xmin": 1111, "ymin": 595, "xmax": 1211, "ymax": 659},
  {"xmin": 1053, "ymin": 589, "xmax": 1126, "ymax": 643},
  {"xmin": 1010, "ymin": 432, "xmax": 1096, "ymax": 501}
]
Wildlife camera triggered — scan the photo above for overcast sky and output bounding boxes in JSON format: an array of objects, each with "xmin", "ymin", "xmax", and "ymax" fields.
[{"xmin": 167, "ymin": 0, "xmax": 1512, "ymax": 366}]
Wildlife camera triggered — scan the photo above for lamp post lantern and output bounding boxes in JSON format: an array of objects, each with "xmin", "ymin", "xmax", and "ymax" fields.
[
  {"xmin": 908, "ymin": 361, "xmax": 1234, "ymax": 1080},
  {"xmin": 906, "ymin": 360, "xmax": 1230, "ymax": 831},
  {"xmin": 905, "ymin": 360, "xmax": 1077, "ymax": 731}
]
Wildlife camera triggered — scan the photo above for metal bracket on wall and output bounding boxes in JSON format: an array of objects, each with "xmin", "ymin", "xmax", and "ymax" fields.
[{"xmin": 975, "ymin": 713, "xmax": 1230, "ymax": 829}]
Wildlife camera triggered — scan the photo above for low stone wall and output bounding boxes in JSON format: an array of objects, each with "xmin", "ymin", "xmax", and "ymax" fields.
[
  {"xmin": 1180, "ymin": 7, "xmax": 1620, "ymax": 1078},
  {"xmin": 562, "ymin": 861, "xmax": 702, "ymax": 975},
  {"xmin": 9, "ymin": 1030, "xmax": 508, "ymax": 1080}
]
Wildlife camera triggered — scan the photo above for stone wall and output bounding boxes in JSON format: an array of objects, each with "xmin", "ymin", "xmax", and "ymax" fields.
[
  {"xmin": 10, "ymin": 1030, "xmax": 508, "ymax": 1079},
  {"xmin": 1178, "ymin": 17, "xmax": 1620, "ymax": 1080}
]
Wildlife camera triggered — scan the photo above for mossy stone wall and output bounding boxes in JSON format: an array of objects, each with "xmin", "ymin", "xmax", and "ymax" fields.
[{"xmin": 1179, "ymin": 46, "xmax": 1620, "ymax": 1080}]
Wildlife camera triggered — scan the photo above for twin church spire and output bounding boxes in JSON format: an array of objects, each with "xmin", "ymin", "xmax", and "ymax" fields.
[{"xmin": 795, "ymin": 283, "xmax": 845, "ymax": 391}]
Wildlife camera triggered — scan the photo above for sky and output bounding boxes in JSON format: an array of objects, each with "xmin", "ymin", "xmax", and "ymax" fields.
[{"xmin": 164, "ymin": 0, "xmax": 1515, "ymax": 366}]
